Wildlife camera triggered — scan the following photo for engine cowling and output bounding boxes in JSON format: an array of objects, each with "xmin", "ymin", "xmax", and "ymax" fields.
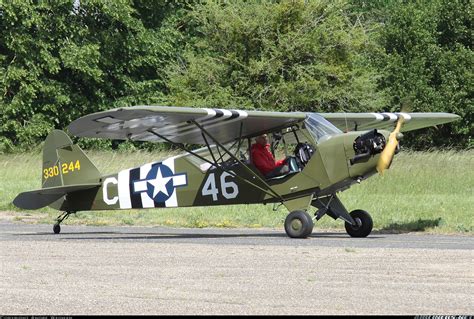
[{"xmin": 350, "ymin": 129, "xmax": 386, "ymax": 165}]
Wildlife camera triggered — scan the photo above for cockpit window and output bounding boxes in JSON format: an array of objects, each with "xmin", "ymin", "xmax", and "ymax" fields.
[
  {"xmin": 185, "ymin": 140, "xmax": 246, "ymax": 172},
  {"xmin": 304, "ymin": 113, "xmax": 342, "ymax": 143}
]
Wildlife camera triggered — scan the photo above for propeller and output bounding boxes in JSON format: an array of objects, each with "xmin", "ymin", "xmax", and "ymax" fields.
[{"xmin": 376, "ymin": 116, "xmax": 404, "ymax": 175}]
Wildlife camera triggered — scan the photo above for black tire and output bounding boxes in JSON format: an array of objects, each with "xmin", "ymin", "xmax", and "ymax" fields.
[
  {"xmin": 284, "ymin": 210, "xmax": 314, "ymax": 238},
  {"xmin": 53, "ymin": 224, "xmax": 61, "ymax": 234},
  {"xmin": 345, "ymin": 209, "xmax": 373, "ymax": 238}
]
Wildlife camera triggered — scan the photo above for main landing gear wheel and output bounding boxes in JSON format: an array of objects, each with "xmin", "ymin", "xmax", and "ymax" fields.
[
  {"xmin": 53, "ymin": 224, "xmax": 61, "ymax": 234},
  {"xmin": 344, "ymin": 209, "xmax": 373, "ymax": 238},
  {"xmin": 284, "ymin": 210, "xmax": 314, "ymax": 238}
]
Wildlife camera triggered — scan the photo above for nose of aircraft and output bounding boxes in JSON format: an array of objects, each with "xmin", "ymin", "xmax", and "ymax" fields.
[{"xmin": 349, "ymin": 129, "xmax": 386, "ymax": 165}]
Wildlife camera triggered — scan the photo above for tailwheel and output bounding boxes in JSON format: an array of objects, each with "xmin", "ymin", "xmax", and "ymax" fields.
[
  {"xmin": 344, "ymin": 209, "xmax": 373, "ymax": 238},
  {"xmin": 53, "ymin": 211, "xmax": 75, "ymax": 234},
  {"xmin": 284, "ymin": 210, "xmax": 314, "ymax": 238}
]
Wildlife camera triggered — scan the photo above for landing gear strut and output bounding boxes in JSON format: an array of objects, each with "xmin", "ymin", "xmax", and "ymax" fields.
[
  {"xmin": 312, "ymin": 194, "xmax": 373, "ymax": 238},
  {"xmin": 53, "ymin": 211, "xmax": 76, "ymax": 234}
]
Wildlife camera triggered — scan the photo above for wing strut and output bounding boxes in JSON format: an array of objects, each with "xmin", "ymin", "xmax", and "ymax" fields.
[
  {"xmin": 191, "ymin": 120, "xmax": 284, "ymax": 202},
  {"xmin": 147, "ymin": 128, "xmax": 283, "ymax": 201}
]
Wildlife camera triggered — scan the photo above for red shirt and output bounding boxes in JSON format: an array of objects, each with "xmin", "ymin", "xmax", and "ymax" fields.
[{"xmin": 251, "ymin": 143, "xmax": 285, "ymax": 175}]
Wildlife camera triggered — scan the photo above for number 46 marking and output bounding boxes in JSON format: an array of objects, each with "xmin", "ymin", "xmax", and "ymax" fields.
[{"xmin": 201, "ymin": 172, "xmax": 239, "ymax": 201}]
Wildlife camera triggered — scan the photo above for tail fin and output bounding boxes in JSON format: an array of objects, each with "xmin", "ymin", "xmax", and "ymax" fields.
[
  {"xmin": 13, "ymin": 130, "xmax": 101, "ymax": 210},
  {"xmin": 42, "ymin": 130, "xmax": 101, "ymax": 188}
]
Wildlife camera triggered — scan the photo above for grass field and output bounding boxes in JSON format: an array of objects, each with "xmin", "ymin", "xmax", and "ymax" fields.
[{"xmin": 0, "ymin": 149, "xmax": 472, "ymax": 234}]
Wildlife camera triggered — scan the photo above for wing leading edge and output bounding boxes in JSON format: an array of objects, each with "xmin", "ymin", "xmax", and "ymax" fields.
[{"xmin": 320, "ymin": 112, "xmax": 460, "ymax": 133}]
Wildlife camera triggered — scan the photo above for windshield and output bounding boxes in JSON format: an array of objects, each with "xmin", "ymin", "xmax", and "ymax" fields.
[{"xmin": 305, "ymin": 113, "xmax": 342, "ymax": 142}]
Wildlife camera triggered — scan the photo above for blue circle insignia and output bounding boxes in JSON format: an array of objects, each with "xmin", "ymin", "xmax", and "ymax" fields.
[{"xmin": 145, "ymin": 163, "xmax": 175, "ymax": 203}]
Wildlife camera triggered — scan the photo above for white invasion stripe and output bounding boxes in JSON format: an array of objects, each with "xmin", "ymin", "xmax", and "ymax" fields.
[
  {"xmin": 118, "ymin": 169, "xmax": 132, "ymax": 209},
  {"xmin": 162, "ymin": 157, "xmax": 175, "ymax": 171},
  {"xmin": 355, "ymin": 112, "xmax": 385, "ymax": 130},
  {"xmin": 168, "ymin": 108, "xmax": 231, "ymax": 136},
  {"xmin": 165, "ymin": 108, "xmax": 228, "ymax": 136},
  {"xmin": 139, "ymin": 162, "xmax": 155, "ymax": 208},
  {"xmin": 220, "ymin": 109, "xmax": 233, "ymax": 119},
  {"xmin": 351, "ymin": 113, "xmax": 383, "ymax": 131},
  {"xmin": 162, "ymin": 157, "xmax": 178, "ymax": 207},
  {"xmin": 237, "ymin": 110, "xmax": 248, "ymax": 119},
  {"xmin": 130, "ymin": 108, "xmax": 248, "ymax": 141},
  {"xmin": 156, "ymin": 108, "xmax": 217, "ymax": 137},
  {"xmin": 177, "ymin": 109, "xmax": 245, "ymax": 138},
  {"xmin": 381, "ymin": 112, "xmax": 397, "ymax": 121},
  {"xmin": 396, "ymin": 112, "xmax": 412, "ymax": 122},
  {"xmin": 371, "ymin": 113, "xmax": 384, "ymax": 121},
  {"xmin": 202, "ymin": 108, "xmax": 218, "ymax": 119},
  {"xmin": 129, "ymin": 109, "xmax": 248, "ymax": 142},
  {"xmin": 160, "ymin": 109, "xmax": 235, "ymax": 136}
]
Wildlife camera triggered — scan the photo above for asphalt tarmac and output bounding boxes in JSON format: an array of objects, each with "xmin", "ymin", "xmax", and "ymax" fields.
[{"xmin": 1, "ymin": 221, "xmax": 473, "ymax": 315}]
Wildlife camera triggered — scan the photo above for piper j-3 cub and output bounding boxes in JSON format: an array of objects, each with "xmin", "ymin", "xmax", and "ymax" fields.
[{"xmin": 13, "ymin": 106, "xmax": 459, "ymax": 238}]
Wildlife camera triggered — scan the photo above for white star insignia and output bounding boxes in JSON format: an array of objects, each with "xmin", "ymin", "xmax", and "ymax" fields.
[{"xmin": 147, "ymin": 166, "xmax": 172, "ymax": 198}]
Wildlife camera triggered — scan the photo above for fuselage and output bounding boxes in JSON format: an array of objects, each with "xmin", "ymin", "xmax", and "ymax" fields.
[{"xmin": 53, "ymin": 129, "xmax": 391, "ymax": 212}]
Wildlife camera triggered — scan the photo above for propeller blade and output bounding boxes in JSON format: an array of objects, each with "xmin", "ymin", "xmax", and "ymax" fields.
[{"xmin": 376, "ymin": 117, "xmax": 404, "ymax": 175}]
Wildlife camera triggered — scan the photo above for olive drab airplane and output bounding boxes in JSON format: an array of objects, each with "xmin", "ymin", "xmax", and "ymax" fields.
[{"xmin": 13, "ymin": 106, "xmax": 459, "ymax": 238}]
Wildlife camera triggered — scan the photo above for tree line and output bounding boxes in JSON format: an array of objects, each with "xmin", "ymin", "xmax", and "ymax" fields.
[{"xmin": 0, "ymin": 0, "xmax": 472, "ymax": 152}]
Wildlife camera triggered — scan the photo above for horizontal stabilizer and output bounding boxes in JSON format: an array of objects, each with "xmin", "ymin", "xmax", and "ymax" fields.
[{"xmin": 13, "ymin": 183, "xmax": 100, "ymax": 210}]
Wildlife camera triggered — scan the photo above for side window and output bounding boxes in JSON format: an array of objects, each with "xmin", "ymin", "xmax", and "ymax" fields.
[{"xmin": 185, "ymin": 140, "xmax": 250, "ymax": 172}]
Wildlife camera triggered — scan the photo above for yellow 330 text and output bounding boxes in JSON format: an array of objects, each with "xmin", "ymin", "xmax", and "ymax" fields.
[{"xmin": 43, "ymin": 160, "xmax": 81, "ymax": 179}]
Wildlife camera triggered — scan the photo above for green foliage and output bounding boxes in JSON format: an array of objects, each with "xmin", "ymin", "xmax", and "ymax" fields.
[
  {"xmin": 364, "ymin": 0, "xmax": 473, "ymax": 148},
  {"xmin": 0, "ymin": 0, "xmax": 187, "ymax": 151},
  {"xmin": 165, "ymin": 0, "xmax": 388, "ymax": 113},
  {"xmin": 0, "ymin": 0, "xmax": 471, "ymax": 152}
]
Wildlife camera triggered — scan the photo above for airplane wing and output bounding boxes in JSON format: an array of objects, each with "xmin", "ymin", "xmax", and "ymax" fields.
[
  {"xmin": 320, "ymin": 112, "xmax": 460, "ymax": 132},
  {"xmin": 68, "ymin": 106, "xmax": 460, "ymax": 144},
  {"xmin": 68, "ymin": 106, "xmax": 307, "ymax": 144}
]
